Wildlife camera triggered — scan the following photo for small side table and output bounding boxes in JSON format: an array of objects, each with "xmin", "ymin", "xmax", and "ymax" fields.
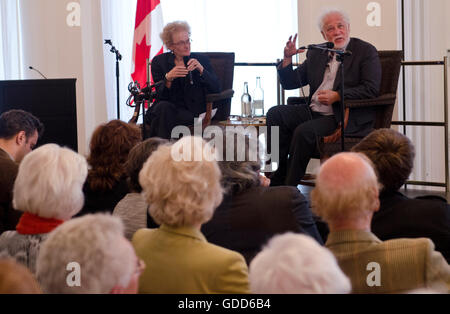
[{"xmin": 218, "ymin": 115, "xmax": 267, "ymax": 146}]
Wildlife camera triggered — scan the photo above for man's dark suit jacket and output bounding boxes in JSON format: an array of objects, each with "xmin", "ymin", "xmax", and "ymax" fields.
[
  {"xmin": 0, "ymin": 148, "xmax": 22, "ymax": 233},
  {"xmin": 201, "ymin": 186, "xmax": 323, "ymax": 265},
  {"xmin": 372, "ymin": 191, "xmax": 450, "ymax": 263},
  {"xmin": 278, "ymin": 37, "xmax": 381, "ymax": 136},
  {"xmin": 151, "ymin": 52, "xmax": 221, "ymax": 117}
]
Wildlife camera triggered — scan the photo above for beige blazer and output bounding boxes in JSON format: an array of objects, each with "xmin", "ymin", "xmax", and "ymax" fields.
[
  {"xmin": 326, "ymin": 230, "xmax": 450, "ymax": 294},
  {"xmin": 132, "ymin": 224, "xmax": 250, "ymax": 294}
]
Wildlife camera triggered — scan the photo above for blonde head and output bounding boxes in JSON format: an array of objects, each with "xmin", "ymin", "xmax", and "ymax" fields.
[{"xmin": 139, "ymin": 136, "xmax": 223, "ymax": 227}]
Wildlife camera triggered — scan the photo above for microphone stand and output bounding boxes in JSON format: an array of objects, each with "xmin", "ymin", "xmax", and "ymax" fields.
[
  {"xmin": 129, "ymin": 80, "xmax": 163, "ymax": 140},
  {"xmin": 105, "ymin": 40, "xmax": 122, "ymax": 120},
  {"xmin": 307, "ymin": 45, "xmax": 351, "ymax": 151},
  {"xmin": 336, "ymin": 52, "xmax": 347, "ymax": 152}
]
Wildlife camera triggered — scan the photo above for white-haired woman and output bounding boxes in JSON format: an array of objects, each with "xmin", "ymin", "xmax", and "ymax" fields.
[
  {"xmin": 0, "ymin": 144, "xmax": 87, "ymax": 273},
  {"xmin": 144, "ymin": 21, "xmax": 221, "ymax": 139},
  {"xmin": 133, "ymin": 136, "xmax": 250, "ymax": 294},
  {"xmin": 37, "ymin": 214, "xmax": 144, "ymax": 294},
  {"xmin": 249, "ymin": 233, "xmax": 351, "ymax": 294}
]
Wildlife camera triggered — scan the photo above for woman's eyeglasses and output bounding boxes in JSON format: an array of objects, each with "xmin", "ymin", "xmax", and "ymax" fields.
[{"xmin": 173, "ymin": 39, "xmax": 192, "ymax": 47}]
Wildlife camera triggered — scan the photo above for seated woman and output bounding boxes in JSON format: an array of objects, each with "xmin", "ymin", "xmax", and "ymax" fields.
[
  {"xmin": 0, "ymin": 144, "xmax": 87, "ymax": 273},
  {"xmin": 145, "ymin": 21, "xmax": 221, "ymax": 139},
  {"xmin": 132, "ymin": 136, "xmax": 250, "ymax": 294},
  {"xmin": 77, "ymin": 120, "xmax": 142, "ymax": 216},
  {"xmin": 201, "ymin": 129, "xmax": 323, "ymax": 264},
  {"xmin": 113, "ymin": 137, "xmax": 168, "ymax": 240}
]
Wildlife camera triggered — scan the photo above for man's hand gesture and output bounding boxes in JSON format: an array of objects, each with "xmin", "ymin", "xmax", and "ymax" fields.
[{"xmin": 283, "ymin": 34, "xmax": 305, "ymax": 67}]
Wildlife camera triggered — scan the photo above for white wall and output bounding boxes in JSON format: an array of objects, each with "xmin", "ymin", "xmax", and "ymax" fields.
[{"xmin": 19, "ymin": 0, "xmax": 107, "ymax": 156}]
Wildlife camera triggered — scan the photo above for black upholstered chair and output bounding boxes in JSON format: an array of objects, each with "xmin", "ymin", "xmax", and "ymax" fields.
[{"xmin": 202, "ymin": 52, "xmax": 235, "ymax": 127}]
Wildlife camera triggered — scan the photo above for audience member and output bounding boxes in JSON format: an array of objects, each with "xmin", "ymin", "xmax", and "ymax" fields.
[
  {"xmin": 352, "ymin": 128, "xmax": 450, "ymax": 262},
  {"xmin": 249, "ymin": 232, "xmax": 351, "ymax": 294},
  {"xmin": 133, "ymin": 136, "xmax": 250, "ymax": 293},
  {"xmin": 202, "ymin": 129, "xmax": 323, "ymax": 264},
  {"xmin": 36, "ymin": 214, "xmax": 143, "ymax": 294},
  {"xmin": 311, "ymin": 152, "xmax": 450, "ymax": 293},
  {"xmin": 0, "ymin": 109, "xmax": 44, "ymax": 233},
  {"xmin": 0, "ymin": 144, "xmax": 87, "ymax": 274},
  {"xmin": 77, "ymin": 120, "xmax": 141, "ymax": 216},
  {"xmin": 113, "ymin": 137, "xmax": 168, "ymax": 240},
  {"xmin": 0, "ymin": 258, "xmax": 42, "ymax": 294}
]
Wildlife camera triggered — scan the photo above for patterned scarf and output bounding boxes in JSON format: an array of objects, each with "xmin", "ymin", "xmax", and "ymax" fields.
[{"xmin": 16, "ymin": 212, "xmax": 64, "ymax": 235}]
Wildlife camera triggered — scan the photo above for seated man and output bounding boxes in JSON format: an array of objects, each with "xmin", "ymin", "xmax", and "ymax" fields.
[
  {"xmin": 36, "ymin": 214, "xmax": 144, "ymax": 294},
  {"xmin": 0, "ymin": 109, "xmax": 44, "ymax": 233},
  {"xmin": 311, "ymin": 152, "xmax": 450, "ymax": 293},
  {"xmin": 267, "ymin": 8, "xmax": 381, "ymax": 186},
  {"xmin": 352, "ymin": 128, "xmax": 450, "ymax": 263},
  {"xmin": 249, "ymin": 232, "xmax": 351, "ymax": 294}
]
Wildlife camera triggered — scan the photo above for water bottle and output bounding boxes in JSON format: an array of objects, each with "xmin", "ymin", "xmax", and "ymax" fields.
[
  {"xmin": 241, "ymin": 82, "xmax": 252, "ymax": 118},
  {"xmin": 253, "ymin": 77, "xmax": 264, "ymax": 116}
]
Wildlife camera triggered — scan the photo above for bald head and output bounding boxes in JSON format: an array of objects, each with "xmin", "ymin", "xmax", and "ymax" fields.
[
  {"xmin": 311, "ymin": 153, "xmax": 380, "ymax": 228},
  {"xmin": 317, "ymin": 153, "xmax": 376, "ymax": 192}
]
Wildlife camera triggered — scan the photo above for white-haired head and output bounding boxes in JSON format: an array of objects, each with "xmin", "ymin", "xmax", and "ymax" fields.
[
  {"xmin": 12, "ymin": 144, "xmax": 87, "ymax": 220},
  {"xmin": 249, "ymin": 233, "xmax": 351, "ymax": 294},
  {"xmin": 36, "ymin": 214, "xmax": 138, "ymax": 294},
  {"xmin": 317, "ymin": 8, "xmax": 350, "ymax": 32}
]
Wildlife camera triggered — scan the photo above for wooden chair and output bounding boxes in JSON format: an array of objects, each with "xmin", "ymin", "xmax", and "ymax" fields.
[{"xmin": 319, "ymin": 50, "xmax": 404, "ymax": 157}]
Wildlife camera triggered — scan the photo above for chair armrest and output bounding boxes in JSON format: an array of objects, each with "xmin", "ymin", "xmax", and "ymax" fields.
[
  {"xmin": 345, "ymin": 93, "xmax": 397, "ymax": 108},
  {"xmin": 206, "ymin": 89, "xmax": 234, "ymax": 103}
]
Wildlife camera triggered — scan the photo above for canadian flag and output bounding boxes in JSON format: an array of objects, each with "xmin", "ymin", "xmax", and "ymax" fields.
[{"xmin": 131, "ymin": 0, "xmax": 164, "ymax": 87}]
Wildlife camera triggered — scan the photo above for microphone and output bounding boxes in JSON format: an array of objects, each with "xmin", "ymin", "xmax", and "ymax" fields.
[
  {"xmin": 140, "ymin": 80, "xmax": 164, "ymax": 95},
  {"xmin": 183, "ymin": 56, "xmax": 194, "ymax": 85},
  {"xmin": 299, "ymin": 42, "xmax": 334, "ymax": 50},
  {"xmin": 29, "ymin": 66, "xmax": 48, "ymax": 79}
]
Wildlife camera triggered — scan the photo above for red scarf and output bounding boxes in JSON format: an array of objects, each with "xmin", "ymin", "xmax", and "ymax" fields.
[{"xmin": 16, "ymin": 212, "xmax": 64, "ymax": 235}]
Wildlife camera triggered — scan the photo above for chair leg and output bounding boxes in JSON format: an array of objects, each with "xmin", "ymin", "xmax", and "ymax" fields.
[{"xmin": 202, "ymin": 102, "xmax": 213, "ymax": 130}]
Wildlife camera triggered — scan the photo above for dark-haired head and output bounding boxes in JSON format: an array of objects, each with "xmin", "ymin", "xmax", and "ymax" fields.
[
  {"xmin": 0, "ymin": 109, "xmax": 44, "ymax": 140},
  {"xmin": 351, "ymin": 128, "xmax": 415, "ymax": 192}
]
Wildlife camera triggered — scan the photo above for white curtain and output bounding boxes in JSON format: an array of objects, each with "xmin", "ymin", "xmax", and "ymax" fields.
[
  {"xmin": 101, "ymin": 0, "xmax": 138, "ymax": 121},
  {"xmin": 0, "ymin": 0, "xmax": 22, "ymax": 80},
  {"xmin": 401, "ymin": 0, "xmax": 448, "ymax": 189}
]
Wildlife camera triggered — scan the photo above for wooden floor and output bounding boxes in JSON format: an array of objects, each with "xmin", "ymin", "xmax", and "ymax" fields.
[{"xmin": 298, "ymin": 184, "xmax": 450, "ymax": 204}]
